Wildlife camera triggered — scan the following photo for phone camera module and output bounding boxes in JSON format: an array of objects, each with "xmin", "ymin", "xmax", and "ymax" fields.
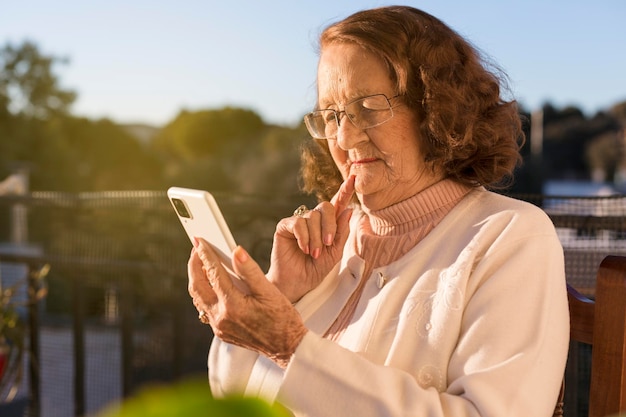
[{"xmin": 172, "ymin": 198, "xmax": 192, "ymax": 219}]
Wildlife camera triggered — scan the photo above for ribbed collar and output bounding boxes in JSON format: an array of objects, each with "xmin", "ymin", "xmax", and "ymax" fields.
[{"xmin": 362, "ymin": 179, "xmax": 472, "ymax": 237}]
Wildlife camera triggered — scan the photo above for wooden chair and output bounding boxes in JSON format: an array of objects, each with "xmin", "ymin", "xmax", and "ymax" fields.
[{"xmin": 554, "ymin": 255, "xmax": 626, "ymax": 417}]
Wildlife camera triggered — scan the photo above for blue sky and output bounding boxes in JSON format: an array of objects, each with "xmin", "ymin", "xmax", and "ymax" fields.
[{"xmin": 2, "ymin": 0, "xmax": 625, "ymax": 127}]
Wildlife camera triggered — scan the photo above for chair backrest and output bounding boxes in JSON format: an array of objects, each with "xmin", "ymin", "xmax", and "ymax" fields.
[{"xmin": 554, "ymin": 255, "xmax": 626, "ymax": 417}]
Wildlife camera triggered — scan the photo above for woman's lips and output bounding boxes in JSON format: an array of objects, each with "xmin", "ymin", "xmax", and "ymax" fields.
[{"xmin": 351, "ymin": 157, "xmax": 378, "ymax": 165}]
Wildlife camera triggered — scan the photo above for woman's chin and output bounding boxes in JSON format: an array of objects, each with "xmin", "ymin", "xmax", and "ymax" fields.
[{"xmin": 356, "ymin": 190, "xmax": 391, "ymax": 212}]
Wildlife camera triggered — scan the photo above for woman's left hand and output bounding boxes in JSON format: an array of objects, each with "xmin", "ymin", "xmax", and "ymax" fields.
[
  {"xmin": 266, "ymin": 175, "xmax": 355, "ymax": 303},
  {"xmin": 188, "ymin": 239, "xmax": 308, "ymax": 369}
]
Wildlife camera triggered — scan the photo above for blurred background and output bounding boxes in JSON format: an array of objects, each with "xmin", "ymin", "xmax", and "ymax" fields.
[
  {"xmin": 0, "ymin": 0, "xmax": 625, "ymax": 195},
  {"xmin": 0, "ymin": 1, "xmax": 625, "ymax": 416}
]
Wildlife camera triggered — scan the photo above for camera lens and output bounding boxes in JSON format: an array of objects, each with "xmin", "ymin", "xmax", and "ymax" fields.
[{"xmin": 172, "ymin": 198, "xmax": 191, "ymax": 218}]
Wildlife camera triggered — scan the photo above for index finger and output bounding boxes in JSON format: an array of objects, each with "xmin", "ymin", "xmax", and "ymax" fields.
[
  {"xmin": 330, "ymin": 175, "xmax": 356, "ymax": 218},
  {"xmin": 195, "ymin": 238, "xmax": 235, "ymax": 299}
]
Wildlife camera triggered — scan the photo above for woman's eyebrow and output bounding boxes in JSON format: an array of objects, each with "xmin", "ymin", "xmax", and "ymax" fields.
[{"xmin": 318, "ymin": 89, "xmax": 377, "ymax": 110}]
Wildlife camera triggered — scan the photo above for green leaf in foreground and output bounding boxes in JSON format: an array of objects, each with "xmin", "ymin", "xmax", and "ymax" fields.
[{"xmin": 96, "ymin": 378, "xmax": 291, "ymax": 417}]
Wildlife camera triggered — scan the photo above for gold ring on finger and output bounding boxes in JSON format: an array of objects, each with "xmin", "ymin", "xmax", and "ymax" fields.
[
  {"xmin": 293, "ymin": 204, "xmax": 309, "ymax": 218},
  {"xmin": 198, "ymin": 310, "xmax": 211, "ymax": 325}
]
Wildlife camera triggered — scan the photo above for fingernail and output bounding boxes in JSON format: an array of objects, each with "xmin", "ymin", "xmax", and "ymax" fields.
[
  {"xmin": 234, "ymin": 245, "xmax": 249, "ymax": 263},
  {"xmin": 193, "ymin": 237, "xmax": 200, "ymax": 248},
  {"xmin": 312, "ymin": 248, "xmax": 321, "ymax": 259},
  {"xmin": 304, "ymin": 245, "xmax": 310, "ymax": 255},
  {"xmin": 324, "ymin": 234, "xmax": 333, "ymax": 246}
]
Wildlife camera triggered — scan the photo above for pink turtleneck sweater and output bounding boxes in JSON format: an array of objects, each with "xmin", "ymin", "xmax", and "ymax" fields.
[{"xmin": 325, "ymin": 179, "xmax": 472, "ymax": 340}]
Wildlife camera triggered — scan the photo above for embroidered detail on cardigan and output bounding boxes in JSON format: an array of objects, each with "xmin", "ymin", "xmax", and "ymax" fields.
[{"xmin": 417, "ymin": 364, "xmax": 445, "ymax": 391}]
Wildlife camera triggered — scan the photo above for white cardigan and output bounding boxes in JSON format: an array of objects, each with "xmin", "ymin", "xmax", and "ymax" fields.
[{"xmin": 208, "ymin": 187, "xmax": 570, "ymax": 417}]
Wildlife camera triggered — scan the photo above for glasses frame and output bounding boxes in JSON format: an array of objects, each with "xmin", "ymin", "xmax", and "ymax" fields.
[{"xmin": 304, "ymin": 93, "xmax": 401, "ymax": 140}]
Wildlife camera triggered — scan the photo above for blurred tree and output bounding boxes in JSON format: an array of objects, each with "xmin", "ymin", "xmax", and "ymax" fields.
[
  {"xmin": 508, "ymin": 109, "xmax": 541, "ymax": 194},
  {"xmin": 511, "ymin": 102, "xmax": 625, "ymax": 193},
  {"xmin": 0, "ymin": 40, "xmax": 166, "ymax": 191},
  {"xmin": 151, "ymin": 106, "xmax": 309, "ymax": 195},
  {"xmin": 152, "ymin": 107, "xmax": 265, "ymax": 160},
  {"xmin": 540, "ymin": 102, "xmax": 619, "ymax": 180},
  {"xmin": 36, "ymin": 116, "xmax": 164, "ymax": 191},
  {"xmin": 585, "ymin": 129, "xmax": 623, "ymax": 182},
  {"xmin": 0, "ymin": 40, "xmax": 77, "ymax": 181},
  {"xmin": 610, "ymin": 101, "xmax": 626, "ymax": 125},
  {"xmin": 542, "ymin": 103, "xmax": 585, "ymax": 125},
  {"xmin": 4, "ymin": 40, "xmax": 624, "ymax": 195},
  {"xmin": 0, "ymin": 40, "xmax": 76, "ymax": 119},
  {"xmin": 0, "ymin": 112, "xmax": 165, "ymax": 192},
  {"xmin": 235, "ymin": 124, "xmax": 306, "ymax": 196}
]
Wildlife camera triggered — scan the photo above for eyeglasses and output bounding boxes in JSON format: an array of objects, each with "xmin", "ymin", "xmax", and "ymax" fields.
[{"xmin": 304, "ymin": 94, "xmax": 401, "ymax": 140}]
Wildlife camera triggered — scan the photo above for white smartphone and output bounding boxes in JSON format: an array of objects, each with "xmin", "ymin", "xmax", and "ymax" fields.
[{"xmin": 167, "ymin": 187, "xmax": 237, "ymax": 262}]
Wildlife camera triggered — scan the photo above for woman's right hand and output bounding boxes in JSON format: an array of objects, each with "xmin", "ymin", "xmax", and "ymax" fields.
[{"xmin": 266, "ymin": 175, "xmax": 355, "ymax": 303}]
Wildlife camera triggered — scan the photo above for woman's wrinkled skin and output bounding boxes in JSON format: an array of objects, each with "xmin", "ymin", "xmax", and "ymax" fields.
[{"xmin": 318, "ymin": 43, "xmax": 443, "ymax": 211}]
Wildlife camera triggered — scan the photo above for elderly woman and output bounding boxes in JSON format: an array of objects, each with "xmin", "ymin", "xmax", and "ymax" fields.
[{"xmin": 188, "ymin": 6, "xmax": 569, "ymax": 417}]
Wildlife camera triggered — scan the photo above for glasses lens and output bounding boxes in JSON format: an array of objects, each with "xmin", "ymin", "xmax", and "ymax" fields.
[
  {"xmin": 346, "ymin": 95, "xmax": 393, "ymax": 130},
  {"xmin": 304, "ymin": 94, "xmax": 395, "ymax": 140},
  {"xmin": 305, "ymin": 110, "xmax": 337, "ymax": 139}
]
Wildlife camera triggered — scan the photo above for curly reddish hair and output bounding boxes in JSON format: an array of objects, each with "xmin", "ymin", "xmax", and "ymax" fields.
[{"xmin": 301, "ymin": 6, "xmax": 524, "ymax": 202}]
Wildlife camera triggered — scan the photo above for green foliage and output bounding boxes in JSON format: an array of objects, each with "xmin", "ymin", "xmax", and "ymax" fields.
[
  {"xmin": 585, "ymin": 129, "xmax": 624, "ymax": 181},
  {"xmin": 542, "ymin": 103, "xmax": 585, "ymax": 125},
  {"xmin": 0, "ymin": 264, "xmax": 49, "ymax": 402},
  {"xmin": 151, "ymin": 109, "xmax": 307, "ymax": 196},
  {"xmin": 510, "ymin": 101, "xmax": 626, "ymax": 193},
  {"xmin": 152, "ymin": 107, "xmax": 265, "ymax": 160},
  {"xmin": 3, "ymin": 39, "xmax": 626, "ymax": 195},
  {"xmin": 95, "ymin": 378, "xmax": 291, "ymax": 417},
  {"xmin": 40, "ymin": 116, "xmax": 164, "ymax": 191},
  {"xmin": 234, "ymin": 124, "xmax": 307, "ymax": 195},
  {"xmin": 611, "ymin": 102, "xmax": 626, "ymax": 125},
  {"xmin": 0, "ymin": 40, "xmax": 76, "ymax": 119},
  {"xmin": 0, "ymin": 115, "xmax": 165, "ymax": 192},
  {"xmin": 0, "ymin": 40, "xmax": 167, "ymax": 192}
]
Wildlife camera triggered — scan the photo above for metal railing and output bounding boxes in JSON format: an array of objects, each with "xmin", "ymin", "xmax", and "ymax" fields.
[{"xmin": 0, "ymin": 190, "xmax": 315, "ymax": 417}]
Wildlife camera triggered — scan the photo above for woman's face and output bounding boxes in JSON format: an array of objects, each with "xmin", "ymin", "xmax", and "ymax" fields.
[{"xmin": 317, "ymin": 42, "xmax": 443, "ymax": 211}]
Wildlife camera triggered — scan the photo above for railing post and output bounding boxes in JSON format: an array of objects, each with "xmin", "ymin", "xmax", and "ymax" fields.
[
  {"xmin": 72, "ymin": 270, "xmax": 85, "ymax": 417},
  {"xmin": 120, "ymin": 276, "xmax": 134, "ymax": 397},
  {"xmin": 26, "ymin": 264, "xmax": 41, "ymax": 417}
]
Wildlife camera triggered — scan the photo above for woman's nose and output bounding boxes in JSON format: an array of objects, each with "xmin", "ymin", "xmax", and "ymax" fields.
[{"xmin": 336, "ymin": 115, "xmax": 368, "ymax": 150}]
